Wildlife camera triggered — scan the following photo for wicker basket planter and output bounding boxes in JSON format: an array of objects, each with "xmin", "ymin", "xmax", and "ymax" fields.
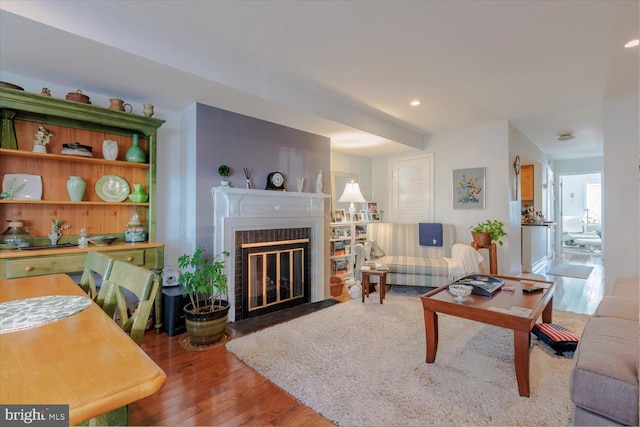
[
  {"xmin": 330, "ymin": 276, "xmax": 344, "ymax": 297},
  {"xmin": 471, "ymin": 231, "xmax": 492, "ymax": 246}
]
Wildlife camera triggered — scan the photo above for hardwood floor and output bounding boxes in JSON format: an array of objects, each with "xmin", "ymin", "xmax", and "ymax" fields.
[
  {"xmin": 536, "ymin": 250, "xmax": 604, "ymax": 315},
  {"xmin": 130, "ymin": 251, "xmax": 604, "ymax": 426},
  {"xmin": 131, "ymin": 327, "xmax": 334, "ymax": 426}
]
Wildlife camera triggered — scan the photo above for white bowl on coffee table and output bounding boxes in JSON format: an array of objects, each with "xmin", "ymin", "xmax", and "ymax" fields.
[{"xmin": 448, "ymin": 284, "xmax": 473, "ymax": 301}]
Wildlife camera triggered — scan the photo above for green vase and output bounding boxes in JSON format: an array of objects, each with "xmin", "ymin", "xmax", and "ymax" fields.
[
  {"xmin": 128, "ymin": 184, "xmax": 148, "ymax": 203},
  {"xmin": 1, "ymin": 110, "xmax": 18, "ymax": 150},
  {"xmin": 66, "ymin": 176, "xmax": 86, "ymax": 202},
  {"xmin": 125, "ymin": 134, "xmax": 145, "ymax": 163}
]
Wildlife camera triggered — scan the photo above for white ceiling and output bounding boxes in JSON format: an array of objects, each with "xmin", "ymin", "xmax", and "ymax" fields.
[{"xmin": 0, "ymin": 1, "xmax": 638, "ymax": 159}]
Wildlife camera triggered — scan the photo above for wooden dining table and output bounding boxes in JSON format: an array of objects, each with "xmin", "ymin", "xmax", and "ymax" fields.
[{"xmin": 0, "ymin": 274, "xmax": 166, "ymax": 425}]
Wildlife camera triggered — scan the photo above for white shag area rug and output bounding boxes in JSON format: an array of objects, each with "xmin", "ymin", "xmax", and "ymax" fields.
[{"xmin": 226, "ymin": 294, "xmax": 590, "ymax": 426}]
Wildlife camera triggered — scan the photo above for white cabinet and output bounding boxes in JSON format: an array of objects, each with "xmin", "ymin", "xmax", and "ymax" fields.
[
  {"xmin": 521, "ymin": 225, "xmax": 549, "ymax": 272},
  {"xmin": 330, "ymin": 221, "xmax": 367, "ymax": 277}
]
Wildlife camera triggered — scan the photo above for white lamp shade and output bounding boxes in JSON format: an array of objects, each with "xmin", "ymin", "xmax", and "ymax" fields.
[{"xmin": 338, "ymin": 181, "xmax": 366, "ymax": 203}]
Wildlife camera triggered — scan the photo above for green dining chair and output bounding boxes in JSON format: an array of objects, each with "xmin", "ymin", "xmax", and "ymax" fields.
[
  {"xmin": 78, "ymin": 251, "xmax": 114, "ymax": 300},
  {"xmin": 106, "ymin": 260, "xmax": 159, "ymax": 345}
]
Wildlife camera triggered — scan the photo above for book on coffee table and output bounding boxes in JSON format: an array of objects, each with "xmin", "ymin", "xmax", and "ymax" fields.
[{"xmin": 453, "ymin": 274, "xmax": 505, "ymax": 297}]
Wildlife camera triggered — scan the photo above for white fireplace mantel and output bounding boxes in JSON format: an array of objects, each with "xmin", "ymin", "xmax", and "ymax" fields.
[{"xmin": 212, "ymin": 187, "xmax": 330, "ymax": 321}]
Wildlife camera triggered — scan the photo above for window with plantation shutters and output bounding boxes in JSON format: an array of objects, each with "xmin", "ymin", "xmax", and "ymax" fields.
[{"xmin": 391, "ymin": 154, "xmax": 434, "ymax": 223}]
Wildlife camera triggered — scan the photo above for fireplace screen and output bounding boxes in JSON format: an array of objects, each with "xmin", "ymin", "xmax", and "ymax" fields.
[{"xmin": 242, "ymin": 239, "xmax": 308, "ymax": 316}]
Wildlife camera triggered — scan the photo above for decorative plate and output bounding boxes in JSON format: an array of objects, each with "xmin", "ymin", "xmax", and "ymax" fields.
[
  {"xmin": 95, "ymin": 175, "xmax": 130, "ymax": 202},
  {"xmin": 2, "ymin": 174, "xmax": 43, "ymax": 200}
]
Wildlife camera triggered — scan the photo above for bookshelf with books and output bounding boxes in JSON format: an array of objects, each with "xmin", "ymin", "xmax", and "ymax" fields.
[{"xmin": 330, "ymin": 221, "xmax": 367, "ymax": 278}]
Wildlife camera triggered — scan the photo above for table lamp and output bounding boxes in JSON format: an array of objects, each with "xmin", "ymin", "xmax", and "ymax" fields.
[{"xmin": 338, "ymin": 180, "xmax": 366, "ymax": 217}]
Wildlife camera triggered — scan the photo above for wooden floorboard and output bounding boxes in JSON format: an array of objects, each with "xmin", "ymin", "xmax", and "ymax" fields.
[
  {"xmin": 536, "ymin": 250, "xmax": 604, "ymax": 314},
  {"xmin": 130, "ymin": 251, "xmax": 603, "ymax": 426}
]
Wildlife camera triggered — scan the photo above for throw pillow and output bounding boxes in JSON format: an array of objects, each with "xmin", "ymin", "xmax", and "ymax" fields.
[
  {"xmin": 370, "ymin": 241, "xmax": 386, "ymax": 260},
  {"xmin": 531, "ymin": 323, "xmax": 579, "ymax": 355}
]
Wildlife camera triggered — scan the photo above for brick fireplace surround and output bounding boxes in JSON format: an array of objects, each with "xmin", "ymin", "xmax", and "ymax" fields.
[{"xmin": 212, "ymin": 187, "xmax": 330, "ymax": 322}]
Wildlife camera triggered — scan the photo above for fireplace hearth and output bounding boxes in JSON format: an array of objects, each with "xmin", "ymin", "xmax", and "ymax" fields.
[{"xmin": 212, "ymin": 187, "xmax": 330, "ymax": 322}]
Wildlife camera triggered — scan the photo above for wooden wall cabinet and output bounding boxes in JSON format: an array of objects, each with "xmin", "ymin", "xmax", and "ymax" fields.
[
  {"xmin": 0, "ymin": 87, "xmax": 165, "ymax": 328},
  {"xmin": 521, "ymin": 164, "xmax": 534, "ymax": 201}
]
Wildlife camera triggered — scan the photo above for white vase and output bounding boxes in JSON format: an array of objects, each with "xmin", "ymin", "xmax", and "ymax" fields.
[
  {"xmin": 32, "ymin": 145, "xmax": 47, "ymax": 153},
  {"xmin": 102, "ymin": 139, "xmax": 119, "ymax": 160}
]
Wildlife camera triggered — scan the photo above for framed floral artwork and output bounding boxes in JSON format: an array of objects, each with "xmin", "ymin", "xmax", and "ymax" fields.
[{"xmin": 453, "ymin": 167, "xmax": 485, "ymax": 209}]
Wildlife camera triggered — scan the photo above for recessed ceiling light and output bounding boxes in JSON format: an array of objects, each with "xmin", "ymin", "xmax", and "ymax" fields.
[
  {"xmin": 410, "ymin": 100, "xmax": 420, "ymax": 107},
  {"xmin": 557, "ymin": 133, "xmax": 574, "ymax": 142},
  {"xmin": 624, "ymin": 39, "xmax": 639, "ymax": 48}
]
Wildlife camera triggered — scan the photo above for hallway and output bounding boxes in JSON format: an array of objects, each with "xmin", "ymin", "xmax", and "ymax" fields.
[{"xmin": 539, "ymin": 251, "xmax": 604, "ymax": 315}]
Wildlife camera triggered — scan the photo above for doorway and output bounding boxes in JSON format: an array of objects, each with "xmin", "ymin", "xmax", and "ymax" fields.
[{"xmin": 559, "ymin": 172, "xmax": 603, "ymax": 256}]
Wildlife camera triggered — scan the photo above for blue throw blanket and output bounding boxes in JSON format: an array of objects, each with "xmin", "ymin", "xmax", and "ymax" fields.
[{"xmin": 419, "ymin": 223, "xmax": 443, "ymax": 247}]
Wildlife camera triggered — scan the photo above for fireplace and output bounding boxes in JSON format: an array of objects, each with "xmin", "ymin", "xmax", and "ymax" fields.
[
  {"xmin": 240, "ymin": 235, "xmax": 310, "ymax": 319},
  {"xmin": 212, "ymin": 187, "xmax": 330, "ymax": 322}
]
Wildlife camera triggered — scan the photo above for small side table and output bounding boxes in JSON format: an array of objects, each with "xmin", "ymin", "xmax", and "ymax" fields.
[
  {"xmin": 360, "ymin": 267, "xmax": 390, "ymax": 304},
  {"xmin": 471, "ymin": 242, "xmax": 497, "ymax": 274}
]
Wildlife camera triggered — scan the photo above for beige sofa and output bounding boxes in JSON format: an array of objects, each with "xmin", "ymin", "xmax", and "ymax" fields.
[
  {"xmin": 569, "ymin": 277, "xmax": 639, "ymax": 426},
  {"xmin": 353, "ymin": 223, "xmax": 483, "ymax": 288}
]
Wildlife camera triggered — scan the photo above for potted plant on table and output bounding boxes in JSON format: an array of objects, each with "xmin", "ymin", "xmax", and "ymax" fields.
[
  {"xmin": 178, "ymin": 247, "xmax": 230, "ymax": 345},
  {"xmin": 218, "ymin": 164, "xmax": 231, "ymax": 188},
  {"xmin": 470, "ymin": 219, "xmax": 508, "ymax": 246}
]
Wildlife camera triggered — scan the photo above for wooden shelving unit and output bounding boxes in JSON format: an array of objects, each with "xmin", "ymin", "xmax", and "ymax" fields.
[
  {"xmin": 0, "ymin": 87, "xmax": 166, "ymax": 328},
  {"xmin": 0, "ymin": 88, "xmax": 163, "ymax": 243},
  {"xmin": 329, "ymin": 221, "xmax": 367, "ymax": 278}
]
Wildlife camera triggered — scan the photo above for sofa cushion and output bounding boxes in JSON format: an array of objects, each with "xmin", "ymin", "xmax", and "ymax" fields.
[
  {"xmin": 570, "ymin": 317, "xmax": 639, "ymax": 426},
  {"xmin": 611, "ymin": 277, "xmax": 639, "ymax": 300},
  {"xmin": 377, "ymin": 255, "xmax": 450, "ymax": 276},
  {"xmin": 594, "ymin": 296, "xmax": 639, "ymax": 322}
]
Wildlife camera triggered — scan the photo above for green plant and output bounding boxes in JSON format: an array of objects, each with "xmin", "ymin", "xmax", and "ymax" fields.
[
  {"xmin": 33, "ymin": 126, "xmax": 53, "ymax": 146},
  {"xmin": 218, "ymin": 165, "xmax": 231, "ymax": 178},
  {"xmin": 51, "ymin": 219, "xmax": 71, "ymax": 234},
  {"xmin": 178, "ymin": 247, "xmax": 229, "ymax": 312},
  {"xmin": 470, "ymin": 219, "xmax": 508, "ymax": 246}
]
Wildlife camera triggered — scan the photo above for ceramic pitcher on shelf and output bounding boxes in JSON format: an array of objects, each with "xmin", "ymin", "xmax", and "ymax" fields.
[{"xmin": 109, "ymin": 98, "xmax": 132, "ymax": 112}]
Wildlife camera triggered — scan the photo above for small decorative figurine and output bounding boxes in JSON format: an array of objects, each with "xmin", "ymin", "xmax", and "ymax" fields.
[
  {"xmin": 243, "ymin": 167, "xmax": 253, "ymax": 189},
  {"xmin": 315, "ymin": 170, "xmax": 323, "ymax": 193},
  {"xmin": 78, "ymin": 227, "xmax": 88, "ymax": 248}
]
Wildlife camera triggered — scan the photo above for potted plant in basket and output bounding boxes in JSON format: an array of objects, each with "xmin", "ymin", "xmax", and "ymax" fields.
[
  {"xmin": 469, "ymin": 219, "xmax": 508, "ymax": 246},
  {"xmin": 218, "ymin": 164, "xmax": 231, "ymax": 188},
  {"xmin": 178, "ymin": 247, "xmax": 230, "ymax": 345}
]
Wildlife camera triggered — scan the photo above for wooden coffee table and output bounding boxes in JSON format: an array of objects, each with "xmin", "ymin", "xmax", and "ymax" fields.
[{"xmin": 420, "ymin": 275, "xmax": 555, "ymax": 397}]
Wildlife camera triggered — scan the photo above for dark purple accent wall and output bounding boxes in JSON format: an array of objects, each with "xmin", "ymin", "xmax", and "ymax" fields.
[{"xmin": 195, "ymin": 103, "xmax": 331, "ymax": 252}]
